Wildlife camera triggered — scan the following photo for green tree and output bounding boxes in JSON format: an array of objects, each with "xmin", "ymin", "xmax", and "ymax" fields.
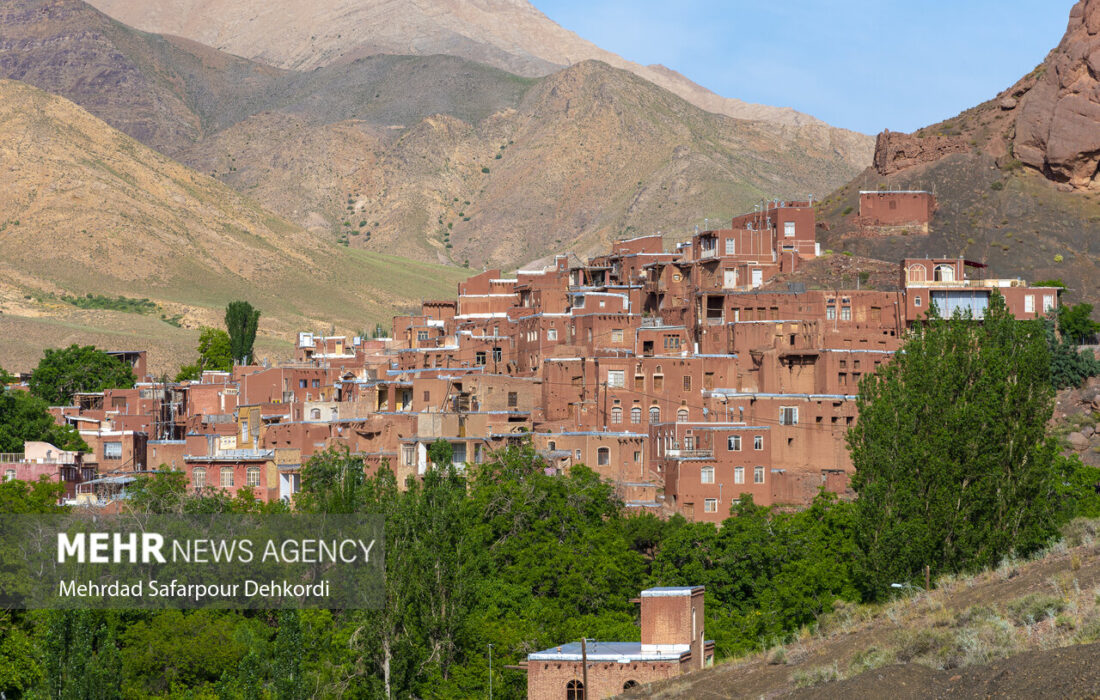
[
  {"xmin": 273, "ymin": 610, "xmax": 305, "ymax": 700},
  {"xmin": 848, "ymin": 294, "xmax": 1060, "ymax": 598},
  {"xmin": 1047, "ymin": 317, "xmax": 1100, "ymax": 388},
  {"xmin": 0, "ymin": 387, "xmax": 87, "ymax": 453},
  {"xmin": 1057, "ymin": 302, "xmax": 1100, "ymax": 344},
  {"xmin": 28, "ymin": 345, "xmax": 135, "ymax": 406},
  {"xmin": 176, "ymin": 327, "xmax": 234, "ymax": 380},
  {"xmin": 428, "ymin": 438, "xmax": 454, "ymax": 469},
  {"xmin": 225, "ymin": 301, "xmax": 261, "ymax": 365}
]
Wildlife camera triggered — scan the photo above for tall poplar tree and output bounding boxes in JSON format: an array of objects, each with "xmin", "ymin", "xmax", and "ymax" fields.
[
  {"xmin": 847, "ymin": 293, "xmax": 1060, "ymax": 598},
  {"xmin": 224, "ymin": 301, "xmax": 260, "ymax": 365}
]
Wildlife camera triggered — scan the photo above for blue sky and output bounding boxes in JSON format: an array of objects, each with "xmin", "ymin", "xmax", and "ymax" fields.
[{"xmin": 534, "ymin": 0, "xmax": 1074, "ymax": 134}]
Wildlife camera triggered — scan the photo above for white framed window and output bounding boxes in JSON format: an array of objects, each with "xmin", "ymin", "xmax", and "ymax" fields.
[
  {"xmin": 649, "ymin": 406, "xmax": 661, "ymax": 423},
  {"xmin": 914, "ymin": 296, "xmax": 922, "ymax": 308},
  {"xmin": 631, "ymin": 407, "xmax": 642, "ymax": 424},
  {"xmin": 575, "ymin": 449, "xmax": 582, "ymax": 460},
  {"xmin": 192, "ymin": 467, "xmax": 206, "ymax": 489},
  {"xmin": 597, "ymin": 448, "xmax": 610, "ymax": 466},
  {"xmin": 611, "ymin": 406, "xmax": 622, "ymax": 424},
  {"xmin": 677, "ymin": 408, "xmax": 689, "ymax": 423},
  {"xmin": 475, "ymin": 351, "xmax": 486, "ymax": 366},
  {"xmin": 402, "ymin": 445, "xmax": 415, "ymax": 465},
  {"xmin": 724, "ymin": 238, "xmax": 736, "ymax": 255},
  {"xmin": 1043, "ymin": 295, "xmax": 1055, "ymax": 312},
  {"xmin": 611, "ymin": 329, "xmax": 624, "ymax": 343},
  {"xmin": 754, "ymin": 466, "xmax": 765, "ymax": 484},
  {"xmin": 780, "ymin": 407, "xmax": 798, "ymax": 425},
  {"xmin": 784, "ymin": 221, "xmax": 795, "ymax": 238},
  {"xmin": 246, "ymin": 467, "xmax": 261, "ymax": 487},
  {"xmin": 4, "ymin": 468, "xmax": 15, "ymax": 482},
  {"xmin": 547, "ymin": 328, "xmax": 558, "ymax": 341},
  {"xmin": 754, "ymin": 435, "xmax": 764, "ymax": 450},
  {"xmin": 728, "ymin": 435, "xmax": 741, "ymax": 451},
  {"xmin": 700, "ymin": 466, "xmax": 715, "ymax": 484},
  {"xmin": 840, "ymin": 307, "xmax": 852, "ymax": 321},
  {"xmin": 734, "ymin": 466, "xmax": 744, "ymax": 484},
  {"xmin": 1024, "ymin": 295, "xmax": 1035, "ymax": 313},
  {"xmin": 704, "ymin": 498, "xmax": 718, "ymax": 513},
  {"xmin": 103, "ymin": 442, "xmax": 122, "ymax": 460},
  {"xmin": 607, "ymin": 370, "xmax": 625, "ymax": 388},
  {"xmin": 220, "ymin": 467, "xmax": 234, "ymax": 488},
  {"xmin": 826, "ymin": 306, "xmax": 836, "ymax": 320}
]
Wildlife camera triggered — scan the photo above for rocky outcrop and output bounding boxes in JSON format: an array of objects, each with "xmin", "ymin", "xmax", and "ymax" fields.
[
  {"xmin": 1014, "ymin": 0, "xmax": 1100, "ymax": 189},
  {"xmin": 873, "ymin": 129, "xmax": 970, "ymax": 175}
]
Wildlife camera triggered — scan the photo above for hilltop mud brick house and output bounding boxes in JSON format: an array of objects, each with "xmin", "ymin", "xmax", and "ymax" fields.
[
  {"xmin": 24, "ymin": 199, "xmax": 1059, "ymax": 520},
  {"xmin": 523, "ymin": 586, "xmax": 714, "ymax": 699},
  {"xmin": 857, "ymin": 190, "xmax": 935, "ymax": 235}
]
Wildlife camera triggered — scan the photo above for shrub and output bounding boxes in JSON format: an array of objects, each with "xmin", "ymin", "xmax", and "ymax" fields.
[
  {"xmin": 791, "ymin": 662, "xmax": 838, "ymax": 688},
  {"xmin": 1004, "ymin": 594, "xmax": 1066, "ymax": 625},
  {"xmin": 481, "ymin": 167, "xmax": 490, "ymax": 174},
  {"xmin": 1054, "ymin": 254, "xmax": 1064, "ymax": 263},
  {"xmin": 991, "ymin": 180, "xmax": 1005, "ymax": 191},
  {"xmin": 842, "ymin": 206, "xmax": 854, "ymax": 216}
]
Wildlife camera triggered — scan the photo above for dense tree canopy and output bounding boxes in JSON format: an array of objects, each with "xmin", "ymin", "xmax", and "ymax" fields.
[
  {"xmin": 848, "ymin": 294, "xmax": 1061, "ymax": 597},
  {"xmin": 28, "ymin": 345, "xmax": 135, "ymax": 406},
  {"xmin": 0, "ymin": 387, "xmax": 87, "ymax": 453}
]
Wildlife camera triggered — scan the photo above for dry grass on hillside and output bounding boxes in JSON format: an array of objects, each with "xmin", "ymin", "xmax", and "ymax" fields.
[{"xmin": 636, "ymin": 519, "xmax": 1100, "ymax": 699}]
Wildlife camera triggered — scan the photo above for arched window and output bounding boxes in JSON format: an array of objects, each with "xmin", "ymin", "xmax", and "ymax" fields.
[
  {"xmin": 597, "ymin": 448, "xmax": 610, "ymax": 466},
  {"xmin": 566, "ymin": 680, "xmax": 585, "ymax": 700},
  {"xmin": 649, "ymin": 406, "xmax": 660, "ymax": 424},
  {"xmin": 611, "ymin": 406, "xmax": 623, "ymax": 424},
  {"xmin": 310, "ymin": 408, "xmax": 321, "ymax": 420},
  {"xmin": 677, "ymin": 408, "xmax": 689, "ymax": 423},
  {"xmin": 907, "ymin": 264, "xmax": 927, "ymax": 283},
  {"xmin": 246, "ymin": 467, "xmax": 261, "ymax": 487},
  {"xmin": 220, "ymin": 467, "xmax": 234, "ymax": 488},
  {"xmin": 934, "ymin": 264, "xmax": 955, "ymax": 282},
  {"xmin": 623, "ymin": 680, "xmax": 639, "ymax": 691},
  {"xmin": 631, "ymin": 406, "xmax": 642, "ymax": 424},
  {"xmin": 192, "ymin": 467, "xmax": 206, "ymax": 489}
]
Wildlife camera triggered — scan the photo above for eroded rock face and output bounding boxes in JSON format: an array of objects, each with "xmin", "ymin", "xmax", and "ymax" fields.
[
  {"xmin": 873, "ymin": 129, "xmax": 970, "ymax": 175},
  {"xmin": 1014, "ymin": 0, "xmax": 1100, "ymax": 188}
]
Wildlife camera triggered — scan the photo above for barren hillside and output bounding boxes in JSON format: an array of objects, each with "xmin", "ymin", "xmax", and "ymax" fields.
[
  {"xmin": 0, "ymin": 80, "xmax": 467, "ymax": 372},
  {"xmin": 1, "ymin": 0, "xmax": 869, "ymax": 270}
]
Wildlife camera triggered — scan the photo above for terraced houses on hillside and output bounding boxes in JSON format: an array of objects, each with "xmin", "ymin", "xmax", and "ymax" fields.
[{"xmin": 3, "ymin": 196, "xmax": 1061, "ymax": 523}]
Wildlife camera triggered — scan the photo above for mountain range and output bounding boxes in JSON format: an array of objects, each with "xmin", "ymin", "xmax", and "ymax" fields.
[{"xmin": 0, "ymin": 0, "xmax": 871, "ymax": 272}]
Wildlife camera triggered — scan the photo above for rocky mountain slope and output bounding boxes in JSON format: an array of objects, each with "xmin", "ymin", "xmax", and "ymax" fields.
[
  {"xmin": 1, "ymin": 0, "xmax": 868, "ymax": 269},
  {"xmin": 817, "ymin": 0, "xmax": 1100, "ymax": 305},
  {"xmin": 0, "ymin": 79, "xmax": 467, "ymax": 371},
  {"xmin": 82, "ymin": 0, "xmax": 874, "ymax": 147}
]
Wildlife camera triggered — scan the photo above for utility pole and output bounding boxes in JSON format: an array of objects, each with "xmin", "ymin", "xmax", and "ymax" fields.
[{"xmin": 580, "ymin": 638, "xmax": 589, "ymax": 695}]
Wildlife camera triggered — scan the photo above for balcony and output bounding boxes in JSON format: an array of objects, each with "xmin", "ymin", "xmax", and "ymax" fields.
[{"xmin": 665, "ymin": 449, "xmax": 714, "ymax": 459}]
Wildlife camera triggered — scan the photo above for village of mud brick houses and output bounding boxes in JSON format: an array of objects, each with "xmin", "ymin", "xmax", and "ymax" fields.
[{"xmin": 3, "ymin": 192, "xmax": 1062, "ymax": 523}]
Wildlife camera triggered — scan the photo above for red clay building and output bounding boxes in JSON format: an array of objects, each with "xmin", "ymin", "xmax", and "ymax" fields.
[{"xmin": 525, "ymin": 586, "xmax": 713, "ymax": 699}]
